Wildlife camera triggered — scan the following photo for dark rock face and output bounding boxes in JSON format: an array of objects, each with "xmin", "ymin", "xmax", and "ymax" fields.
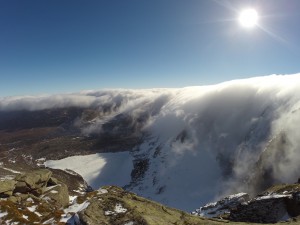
[
  {"xmin": 230, "ymin": 197, "xmax": 287, "ymax": 223},
  {"xmin": 195, "ymin": 183, "xmax": 300, "ymax": 223},
  {"xmin": 286, "ymin": 192, "xmax": 300, "ymax": 217}
]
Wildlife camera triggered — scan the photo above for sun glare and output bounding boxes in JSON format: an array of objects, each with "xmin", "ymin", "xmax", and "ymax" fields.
[{"xmin": 239, "ymin": 9, "xmax": 258, "ymax": 28}]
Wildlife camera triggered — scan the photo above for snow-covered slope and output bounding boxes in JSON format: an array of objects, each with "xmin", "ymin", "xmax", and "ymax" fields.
[{"xmin": 3, "ymin": 74, "xmax": 300, "ymax": 211}]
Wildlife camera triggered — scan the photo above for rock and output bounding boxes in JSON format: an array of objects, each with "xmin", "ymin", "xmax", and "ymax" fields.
[
  {"xmin": 192, "ymin": 192, "xmax": 249, "ymax": 218},
  {"xmin": 7, "ymin": 195, "xmax": 21, "ymax": 203},
  {"xmin": 0, "ymin": 180, "xmax": 17, "ymax": 197},
  {"xmin": 44, "ymin": 183, "xmax": 69, "ymax": 207},
  {"xmin": 14, "ymin": 181, "xmax": 30, "ymax": 193},
  {"xmin": 47, "ymin": 177, "xmax": 59, "ymax": 186},
  {"xmin": 229, "ymin": 196, "xmax": 288, "ymax": 223},
  {"xmin": 78, "ymin": 201, "xmax": 108, "ymax": 225},
  {"xmin": 286, "ymin": 192, "xmax": 300, "ymax": 217},
  {"xmin": 14, "ymin": 169, "xmax": 52, "ymax": 194}
]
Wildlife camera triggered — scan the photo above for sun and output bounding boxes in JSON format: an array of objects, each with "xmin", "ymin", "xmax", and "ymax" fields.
[{"xmin": 239, "ymin": 9, "xmax": 259, "ymax": 28}]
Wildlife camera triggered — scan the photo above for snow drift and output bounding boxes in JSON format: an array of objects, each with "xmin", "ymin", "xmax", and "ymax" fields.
[{"xmin": 2, "ymin": 73, "xmax": 300, "ymax": 211}]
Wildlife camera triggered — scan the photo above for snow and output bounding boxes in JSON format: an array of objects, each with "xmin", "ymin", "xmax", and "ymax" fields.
[
  {"xmin": 124, "ymin": 222, "xmax": 134, "ymax": 225},
  {"xmin": 104, "ymin": 203, "xmax": 127, "ymax": 216},
  {"xmin": 255, "ymin": 194, "xmax": 291, "ymax": 201},
  {"xmin": 42, "ymin": 218, "xmax": 56, "ymax": 224},
  {"xmin": 8, "ymin": 159, "xmax": 16, "ymax": 163},
  {"xmin": 60, "ymin": 201, "xmax": 90, "ymax": 224},
  {"xmin": 45, "ymin": 152, "xmax": 133, "ymax": 188},
  {"xmin": 64, "ymin": 201, "xmax": 90, "ymax": 214},
  {"xmin": 26, "ymin": 197, "xmax": 34, "ymax": 202},
  {"xmin": 104, "ymin": 211, "xmax": 115, "ymax": 216},
  {"xmin": 0, "ymin": 211, "xmax": 8, "ymax": 218},
  {"xmin": 115, "ymin": 203, "xmax": 127, "ymax": 213},
  {"xmin": 35, "ymin": 212, "xmax": 42, "ymax": 217},
  {"xmin": 27, "ymin": 205, "xmax": 37, "ymax": 212},
  {"xmin": 0, "ymin": 175, "xmax": 15, "ymax": 180},
  {"xmin": 69, "ymin": 195, "xmax": 77, "ymax": 204},
  {"xmin": 44, "ymin": 185, "xmax": 58, "ymax": 192},
  {"xmin": 0, "ymin": 167, "xmax": 20, "ymax": 174},
  {"xmin": 98, "ymin": 188, "xmax": 108, "ymax": 194},
  {"xmin": 37, "ymin": 158, "xmax": 46, "ymax": 161},
  {"xmin": 22, "ymin": 215, "xmax": 28, "ymax": 220},
  {"xmin": 192, "ymin": 193, "xmax": 249, "ymax": 218}
]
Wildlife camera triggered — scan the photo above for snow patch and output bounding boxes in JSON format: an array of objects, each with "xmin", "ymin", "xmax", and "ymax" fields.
[
  {"xmin": 115, "ymin": 203, "xmax": 127, "ymax": 213},
  {"xmin": 22, "ymin": 215, "xmax": 28, "ymax": 220},
  {"xmin": 27, "ymin": 205, "xmax": 37, "ymax": 212},
  {"xmin": 0, "ymin": 211, "xmax": 8, "ymax": 218},
  {"xmin": 60, "ymin": 201, "xmax": 90, "ymax": 224},
  {"xmin": 124, "ymin": 222, "xmax": 134, "ymax": 225},
  {"xmin": 105, "ymin": 203, "xmax": 127, "ymax": 216},
  {"xmin": 255, "ymin": 194, "xmax": 291, "ymax": 201},
  {"xmin": 0, "ymin": 167, "xmax": 20, "ymax": 174},
  {"xmin": 64, "ymin": 201, "xmax": 90, "ymax": 214}
]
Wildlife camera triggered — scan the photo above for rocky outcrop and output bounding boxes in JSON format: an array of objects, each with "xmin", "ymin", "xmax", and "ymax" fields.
[
  {"xmin": 44, "ymin": 182, "xmax": 69, "ymax": 207},
  {"xmin": 230, "ymin": 184, "xmax": 300, "ymax": 223},
  {"xmin": 0, "ymin": 179, "xmax": 17, "ymax": 197},
  {"xmin": 230, "ymin": 195, "xmax": 288, "ymax": 223},
  {"xmin": 194, "ymin": 183, "xmax": 300, "ymax": 223},
  {"xmin": 15, "ymin": 169, "xmax": 52, "ymax": 195},
  {"xmin": 0, "ymin": 169, "xmax": 70, "ymax": 224},
  {"xmin": 192, "ymin": 192, "xmax": 249, "ymax": 219}
]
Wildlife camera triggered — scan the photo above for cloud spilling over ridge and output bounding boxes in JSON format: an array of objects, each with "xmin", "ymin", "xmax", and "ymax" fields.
[
  {"xmin": 2, "ymin": 73, "xmax": 300, "ymax": 210},
  {"xmin": 0, "ymin": 89, "xmax": 177, "ymax": 112}
]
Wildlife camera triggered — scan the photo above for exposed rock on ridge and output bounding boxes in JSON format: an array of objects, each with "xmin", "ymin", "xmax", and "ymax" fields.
[{"xmin": 194, "ymin": 183, "xmax": 300, "ymax": 223}]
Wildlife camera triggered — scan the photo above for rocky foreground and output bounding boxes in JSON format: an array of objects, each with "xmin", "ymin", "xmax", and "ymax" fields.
[{"xmin": 1, "ymin": 169, "xmax": 300, "ymax": 224}]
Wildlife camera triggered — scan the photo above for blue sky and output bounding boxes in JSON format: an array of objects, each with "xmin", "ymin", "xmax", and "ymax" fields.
[{"xmin": 1, "ymin": 0, "xmax": 300, "ymax": 96}]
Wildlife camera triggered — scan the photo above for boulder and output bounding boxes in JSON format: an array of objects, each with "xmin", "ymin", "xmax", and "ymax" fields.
[
  {"xmin": 7, "ymin": 195, "xmax": 21, "ymax": 203},
  {"xmin": 78, "ymin": 201, "xmax": 108, "ymax": 225},
  {"xmin": 44, "ymin": 183, "xmax": 69, "ymax": 207},
  {"xmin": 0, "ymin": 180, "xmax": 17, "ymax": 197},
  {"xmin": 14, "ymin": 169, "xmax": 52, "ymax": 194}
]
